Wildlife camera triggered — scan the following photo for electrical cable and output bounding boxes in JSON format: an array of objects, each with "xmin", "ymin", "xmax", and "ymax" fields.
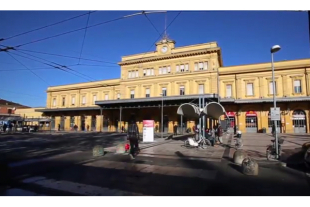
[
  {"xmin": 6, "ymin": 52, "xmax": 50, "ymax": 86},
  {"xmin": 14, "ymin": 11, "xmax": 166, "ymax": 48},
  {"xmin": 0, "ymin": 11, "xmax": 96, "ymax": 42},
  {"xmin": 78, "ymin": 11, "xmax": 91, "ymax": 64}
]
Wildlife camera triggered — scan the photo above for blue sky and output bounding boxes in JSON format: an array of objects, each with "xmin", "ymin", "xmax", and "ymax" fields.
[{"xmin": 0, "ymin": 11, "xmax": 309, "ymax": 107}]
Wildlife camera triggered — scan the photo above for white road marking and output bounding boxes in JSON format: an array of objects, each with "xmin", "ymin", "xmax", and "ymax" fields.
[
  {"xmin": 21, "ymin": 176, "xmax": 145, "ymax": 196},
  {"xmin": 84, "ymin": 160, "xmax": 218, "ymax": 180}
]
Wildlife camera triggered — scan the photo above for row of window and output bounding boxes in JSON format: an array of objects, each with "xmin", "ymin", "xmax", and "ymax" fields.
[
  {"xmin": 53, "ymin": 93, "xmax": 121, "ymax": 107},
  {"xmin": 130, "ymin": 84, "xmax": 205, "ymax": 99},
  {"xmin": 225, "ymin": 80, "xmax": 303, "ymax": 98},
  {"xmin": 128, "ymin": 62, "xmax": 209, "ymax": 79}
]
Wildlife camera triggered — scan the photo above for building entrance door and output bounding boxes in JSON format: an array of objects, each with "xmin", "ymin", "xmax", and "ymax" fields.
[
  {"xmin": 91, "ymin": 115, "xmax": 96, "ymax": 131},
  {"xmin": 80, "ymin": 116, "xmax": 86, "ymax": 131},
  {"xmin": 245, "ymin": 111, "xmax": 258, "ymax": 133},
  {"xmin": 60, "ymin": 116, "xmax": 65, "ymax": 130},
  {"xmin": 292, "ymin": 110, "xmax": 307, "ymax": 133}
]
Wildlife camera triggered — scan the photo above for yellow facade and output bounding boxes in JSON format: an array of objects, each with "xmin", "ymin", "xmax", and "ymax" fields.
[{"xmin": 38, "ymin": 37, "xmax": 310, "ymax": 134}]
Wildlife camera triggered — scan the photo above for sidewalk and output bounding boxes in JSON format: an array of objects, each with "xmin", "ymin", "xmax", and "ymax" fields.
[{"xmin": 228, "ymin": 133, "xmax": 310, "ymax": 164}]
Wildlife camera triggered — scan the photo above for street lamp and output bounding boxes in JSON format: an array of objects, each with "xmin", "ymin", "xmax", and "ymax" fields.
[
  {"xmin": 271, "ymin": 44, "xmax": 281, "ymax": 159},
  {"xmin": 160, "ymin": 93, "xmax": 164, "ymax": 138}
]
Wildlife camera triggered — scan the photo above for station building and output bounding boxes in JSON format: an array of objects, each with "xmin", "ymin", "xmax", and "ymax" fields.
[{"xmin": 36, "ymin": 38, "xmax": 310, "ymax": 134}]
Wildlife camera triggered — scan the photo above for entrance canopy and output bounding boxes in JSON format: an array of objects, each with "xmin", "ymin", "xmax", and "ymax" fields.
[
  {"xmin": 176, "ymin": 103, "xmax": 201, "ymax": 119},
  {"xmin": 177, "ymin": 101, "xmax": 227, "ymax": 120}
]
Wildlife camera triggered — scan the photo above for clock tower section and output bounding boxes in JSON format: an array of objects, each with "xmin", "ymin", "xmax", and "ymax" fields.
[{"xmin": 156, "ymin": 36, "xmax": 176, "ymax": 55}]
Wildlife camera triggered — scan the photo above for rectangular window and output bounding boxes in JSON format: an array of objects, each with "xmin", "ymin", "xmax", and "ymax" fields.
[
  {"xmin": 117, "ymin": 93, "xmax": 120, "ymax": 99},
  {"xmin": 143, "ymin": 69, "xmax": 146, "ymax": 76},
  {"xmin": 52, "ymin": 98, "xmax": 56, "ymax": 106},
  {"xmin": 146, "ymin": 69, "xmax": 150, "ymax": 76},
  {"xmin": 71, "ymin": 96, "xmax": 75, "ymax": 105},
  {"xmin": 159, "ymin": 67, "xmax": 162, "ymax": 74},
  {"xmin": 176, "ymin": 65, "xmax": 180, "ymax": 72},
  {"xmin": 128, "ymin": 71, "xmax": 132, "ymax": 78},
  {"xmin": 82, "ymin": 96, "xmax": 86, "ymax": 105},
  {"xmin": 185, "ymin": 64, "xmax": 189, "ymax": 71},
  {"xmin": 194, "ymin": 63, "xmax": 198, "ymax": 71},
  {"xmin": 130, "ymin": 90, "xmax": 135, "ymax": 99},
  {"xmin": 180, "ymin": 86, "xmax": 185, "ymax": 96},
  {"xmin": 151, "ymin": 69, "xmax": 154, "ymax": 75},
  {"xmin": 246, "ymin": 83, "xmax": 254, "ymax": 96},
  {"xmin": 269, "ymin": 81, "xmax": 277, "ymax": 95},
  {"xmin": 135, "ymin": 70, "xmax": 139, "ymax": 78},
  {"xmin": 104, "ymin": 94, "xmax": 109, "ymax": 100},
  {"xmin": 204, "ymin": 62, "xmax": 208, "ymax": 70},
  {"xmin": 226, "ymin": 84, "xmax": 232, "ymax": 97},
  {"xmin": 199, "ymin": 62, "xmax": 204, "ymax": 70},
  {"xmin": 62, "ymin": 97, "xmax": 65, "ymax": 106},
  {"xmin": 162, "ymin": 87, "xmax": 167, "ymax": 97},
  {"xmin": 198, "ymin": 84, "xmax": 204, "ymax": 94},
  {"xmin": 93, "ymin": 95, "xmax": 97, "ymax": 104},
  {"xmin": 162, "ymin": 66, "xmax": 167, "ymax": 74},
  {"xmin": 180, "ymin": 64, "xmax": 184, "ymax": 72},
  {"xmin": 167, "ymin": 66, "xmax": 171, "ymax": 73},
  {"xmin": 146, "ymin": 88, "xmax": 150, "ymax": 98},
  {"xmin": 294, "ymin": 80, "xmax": 302, "ymax": 93}
]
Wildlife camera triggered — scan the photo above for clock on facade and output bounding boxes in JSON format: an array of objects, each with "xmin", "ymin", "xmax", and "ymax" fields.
[{"xmin": 161, "ymin": 46, "xmax": 168, "ymax": 53}]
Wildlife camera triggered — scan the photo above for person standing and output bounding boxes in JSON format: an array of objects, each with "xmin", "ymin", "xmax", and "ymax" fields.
[
  {"xmin": 217, "ymin": 124, "xmax": 223, "ymax": 144},
  {"xmin": 173, "ymin": 124, "xmax": 178, "ymax": 135},
  {"xmin": 127, "ymin": 120, "xmax": 140, "ymax": 160}
]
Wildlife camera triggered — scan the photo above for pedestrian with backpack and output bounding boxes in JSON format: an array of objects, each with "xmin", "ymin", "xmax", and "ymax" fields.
[{"xmin": 127, "ymin": 120, "xmax": 140, "ymax": 160}]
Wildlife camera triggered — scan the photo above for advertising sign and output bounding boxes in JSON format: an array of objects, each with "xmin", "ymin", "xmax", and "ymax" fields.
[{"xmin": 143, "ymin": 120, "xmax": 154, "ymax": 142}]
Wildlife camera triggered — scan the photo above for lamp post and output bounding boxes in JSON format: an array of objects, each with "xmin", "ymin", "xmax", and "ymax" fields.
[
  {"xmin": 160, "ymin": 93, "xmax": 164, "ymax": 138},
  {"xmin": 271, "ymin": 44, "xmax": 281, "ymax": 159}
]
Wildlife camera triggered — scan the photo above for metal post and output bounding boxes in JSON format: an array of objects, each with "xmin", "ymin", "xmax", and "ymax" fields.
[
  {"xmin": 100, "ymin": 107, "xmax": 103, "ymax": 132},
  {"xmin": 217, "ymin": 68, "xmax": 220, "ymax": 103},
  {"xmin": 161, "ymin": 95, "xmax": 163, "ymax": 138},
  {"xmin": 181, "ymin": 115, "xmax": 183, "ymax": 135},
  {"xmin": 119, "ymin": 106, "xmax": 122, "ymax": 132},
  {"xmin": 271, "ymin": 53, "xmax": 279, "ymax": 159},
  {"xmin": 199, "ymin": 96, "xmax": 202, "ymax": 138},
  {"xmin": 202, "ymin": 96, "xmax": 205, "ymax": 138}
]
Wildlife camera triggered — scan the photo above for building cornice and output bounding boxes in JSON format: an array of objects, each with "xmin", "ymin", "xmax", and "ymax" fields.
[{"xmin": 118, "ymin": 48, "xmax": 221, "ymax": 66}]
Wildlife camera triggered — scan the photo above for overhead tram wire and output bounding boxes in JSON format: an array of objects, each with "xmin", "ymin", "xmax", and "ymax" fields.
[
  {"xmin": 6, "ymin": 53, "xmax": 50, "ymax": 86},
  {"xmin": 78, "ymin": 11, "xmax": 92, "ymax": 65},
  {"xmin": 0, "ymin": 89, "xmax": 45, "ymax": 99},
  {"xmin": 10, "ymin": 50, "xmax": 96, "ymax": 82},
  {"xmin": 0, "ymin": 11, "xmax": 97, "ymax": 42},
  {"xmin": 13, "ymin": 11, "xmax": 167, "ymax": 48},
  {"xmin": 143, "ymin": 12, "xmax": 162, "ymax": 36},
  {"xmin": 132, "ymin": 11, "xmax": 182, "ymax": 71},
  {"xmin": 15, "ymin": 48, "xmax": 117, "ymax": 65}
]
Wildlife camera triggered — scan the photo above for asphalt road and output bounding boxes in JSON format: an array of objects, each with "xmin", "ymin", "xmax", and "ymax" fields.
[{"xmin": 1, "ymin": 132, "xmax": 310, "ymax": 196}]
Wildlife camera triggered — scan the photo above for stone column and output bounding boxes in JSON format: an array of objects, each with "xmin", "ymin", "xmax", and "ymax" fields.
[{"xmin": 65, "ymin": 116, "xmax": 71, "ymax": 131}]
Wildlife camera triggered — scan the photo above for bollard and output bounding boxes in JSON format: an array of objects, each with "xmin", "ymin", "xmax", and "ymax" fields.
[
  {"xmin": 92, "ymin": 145, "xmax": 104, "ymax": 157},
  {"xmin": 233, "ymin": 149, "xmax": 248, "ymax": 165},
  {"xmin": 241, "ymin": 157, "xmax": 259, "ymax": 176}
]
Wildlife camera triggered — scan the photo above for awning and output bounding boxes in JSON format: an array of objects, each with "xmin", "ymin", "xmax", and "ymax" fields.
[
  {"xmin": 176, "ymin": 101, "xmax": 227, "ymax": 120},
  {"xmin": 24, "ymin": 118, "xmax": 51, "ymax": 122},
  {"xmin": 202, "ymin": 102, "xmax": 227, "ymax": 119},
  {"xmin": 176, "ymin": 103, "xmax": 201, "ymax": 119}
]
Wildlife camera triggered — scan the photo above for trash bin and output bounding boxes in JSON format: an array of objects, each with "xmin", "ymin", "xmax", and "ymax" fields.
[{"xmin": 262, "ymin": 127, "xmax": 266, "ymax": 133}]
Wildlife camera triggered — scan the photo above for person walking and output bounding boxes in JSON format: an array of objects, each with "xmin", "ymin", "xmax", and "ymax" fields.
[
  {"xmin": 217, "ymin": 124, "xmax": 223, "ymax": 144},
  {"xmin": 127, "ymin": 120, "xmax": 140, "ymax": 160},
  {"xmin": 173, "ymin": 124, "xmax": 178, "ymax": 135}
]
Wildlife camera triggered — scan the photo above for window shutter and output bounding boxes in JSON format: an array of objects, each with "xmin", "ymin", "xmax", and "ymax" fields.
[
  {"xmin": 167, "ymin": 66, "xmax": 171, "ymax": 73},
  {"xmin": 247, "ymin": 83, "xmax": 253, "ymax": 95},
  {"xmin": 146, "ymin": 69, "xmax": 150, "ymax": 76},
  {"xmin": 180, "ymin": 64, "xmax": 184, "ymax": 71},
  {"xmin": 269, "ymin": 82, "xmax": 274, "ymax": 94},
  {"xmin": 159, "ymin": 67, "xmax": 162, "ymax": 74},
  {"xmin": 199, "ymin": 62, "xmax": 203, "ymax": 69},
  {"xmin": 176, "ymin": 65, "xmax": 179, "ymax": 72},
  {"xmin": 151, "ymin": 69, "xmax": 154, "ymax": 75},
  {"xmin": 294, "ymin": 80, "xmax": 301, "ymax": 87},
  {"xmin": 131, "ymin": 90, "xmax": 134, "ymax": 95},
  {"xmin": 185, "ymin": 64, "xmax": 189, "ymax": 71},
  {"xmin": 146, "ymin": 88, "xmax": 150, "ymax": 94},
  {"xmin": 135, "ymin": 70, "xmax": 139, "ymax": 77},
  {"xmin": 226, "ymin": 85, "xmax": 232, "ymax": 97},
  {"xmin": 199, "ymin": 84, "xmax": 204, "ymax": 94}
]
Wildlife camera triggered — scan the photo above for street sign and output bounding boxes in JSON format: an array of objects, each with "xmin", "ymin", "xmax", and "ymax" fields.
[{"xmin": 270, "ymin": 107, "xmax": 281, "ymax": 121}]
